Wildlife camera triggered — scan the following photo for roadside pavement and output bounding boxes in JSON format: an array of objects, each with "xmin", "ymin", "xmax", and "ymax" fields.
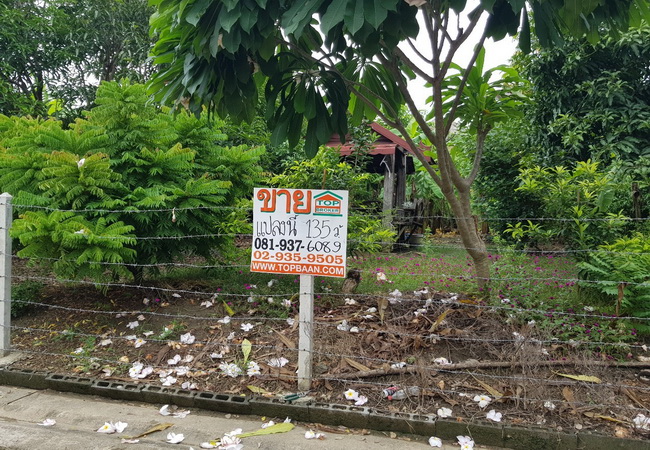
[{"xmin": 0, "ymin": 384, "xmax": 482, "ymax": 449}]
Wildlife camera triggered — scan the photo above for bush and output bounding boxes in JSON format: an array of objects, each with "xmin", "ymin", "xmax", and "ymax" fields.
[
  {"xmin": 11, "ymin": 281, "xmax": 44, "ymax": 318},
  {"xmin": 0, "ymin": 81, "xmax": 265, "ymax": 284},
  {"xmin": 578, "ymin": 234, "xmax": 650, "ymax": 331}
]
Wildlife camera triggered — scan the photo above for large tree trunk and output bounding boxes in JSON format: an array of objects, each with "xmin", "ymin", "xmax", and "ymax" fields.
[{"xmin": 442, "ymin": 184, "xmax": 490, "ymax": 292}]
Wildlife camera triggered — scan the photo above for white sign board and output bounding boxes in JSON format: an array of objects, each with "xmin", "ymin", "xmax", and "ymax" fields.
[{"xmin": 250, "ymin": 188, "xmax": 348, "ymax": 278}]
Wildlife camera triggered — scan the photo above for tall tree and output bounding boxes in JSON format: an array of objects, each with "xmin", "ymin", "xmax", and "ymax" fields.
[
  {"xmin": 0, "ymin": 0, "xmax": 154, "ymax": 117},
  {"xmin": 148, "ymin": 0, "xmax": 648, "ymax": 291}
]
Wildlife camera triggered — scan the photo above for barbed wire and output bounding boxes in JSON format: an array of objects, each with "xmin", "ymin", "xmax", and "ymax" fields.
[{"xmin": 8, "ymin": 201, "xmax": 650, "ymax": 223}]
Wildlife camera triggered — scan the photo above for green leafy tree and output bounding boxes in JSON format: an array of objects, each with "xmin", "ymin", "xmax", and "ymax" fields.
[
  {"xmin": 1, "ymin": 81, "xmax": 265, "ymax": 284},
  {"xmin": 148, "ymin": 0, "xmax": 646, "ymax": 291},
  {"xmin": 521, "ymin": 24, "xmax": 650, "ymax": 166},
  {"xmin": 0, "ymin": 0, "xmax": 155, "ymax": 118}
]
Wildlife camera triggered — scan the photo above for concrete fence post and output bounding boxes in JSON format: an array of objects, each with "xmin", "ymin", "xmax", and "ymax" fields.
[
  {"xmin": 297, "ymin": 274, "xmax": 314, "ymax": 391},
  {"xmin": 0, "ymin": 193, "xmax": 12, "ymax": 356}
]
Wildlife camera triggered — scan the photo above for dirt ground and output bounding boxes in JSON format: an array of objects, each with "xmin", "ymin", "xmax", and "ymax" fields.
[{"xmin": 7, "ymin": 271, "xmax": 650, "ymax": 442}]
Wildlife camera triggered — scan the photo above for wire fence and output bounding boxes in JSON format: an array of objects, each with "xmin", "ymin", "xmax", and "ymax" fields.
[{"xmin": 1, "ymin": 197, "xmax": 650, "ymax": 433}]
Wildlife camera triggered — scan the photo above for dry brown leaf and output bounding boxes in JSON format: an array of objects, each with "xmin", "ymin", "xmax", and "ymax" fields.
[
  {"xmin": 583, "ymin": 412, "xmax": 631, "ymax": 425},
  {"xmin": 430, "ymin": 309, "xmax": 453, "ymax": 332},
  {"xmin": 562, "ymin": 386, "xmax": 578, "ymax": 414},
  {"xmin": 377, "ymin": 297, "xmax": 388, "ymax": 323},
  {"xmin": 622, "ymin": 387, "xmax": 647, "ymax": 409},
  {"xmin": 124, "ymin": 423, "xmax": 173, "ymax": 440},
  {"xmin": 471, "ymin": 375, "xmax": 503, "ymax": 399},
  {"xmin": 274, "ymin": 330, "xmax": 295, "ymax": 349},
  {"xmin": 553, "ymin": 372, "xmax": 602, "ymax": 383},
  {"xmin": 344, "ymin": 357, "xmax": 371, "ymax": 372}
]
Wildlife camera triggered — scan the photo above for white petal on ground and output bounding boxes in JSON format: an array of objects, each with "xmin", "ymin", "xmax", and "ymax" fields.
[
  {"xmin": 305, "ymin": 430, "xmax": 325, "ymax": 439},
  {"xmin": 114, "ymin": 421, "xmax": 128, "ymax": 433},
  {"xmin": 96, "ymin": 422, "xmax": 116, "ymax": 433},
  {"xmin": 181, "ymin": 381, "xmax": 197, "ymax": 390},
  {"xmin": 137, "ymin": 314, "xmax": 146, "ymax": 321},
  {"xmin": 343, "ymin": 389, "xmax": 359, "ymax": 400},
  {"xmin": 38, "ymin": 418, "xmax": 56, "ymax": 426},
  {"xmin": 159, "ymin": 405, "xmax": 171, "ymax": 416},
  {"xmin": 268, "ymin": 357, "xmax": 289, "ymax": 367},
  {"xmin": 173, "ymin": 410, "xmax": 191, "ymax": 419},
  {"xmin": 172, "ymin": 293, "xmax": 182, "ymax": 298},
  {"xmin": 200, "ymin": 442, "xmax": 218, "ymax": 449},
  {"xmin": 168, "ymin": 354, "xmax": 182, "ymax": 365},
  {"xmin": 486, "ymin": 410, "xmax": 503, "ymax": 422},
  {"xmin": 217, "ymin": 316, "xmax": 231, "ymax": 324},
  {"xmin": 240, "ymin": 323, "xmax": 254, "ymax": 332},
  {"xmin": 179, "ymin": 333, "xmax": 196, "ymax": 344},
  {"xmin": 166, "ymin": 432, "xmax": 185, "ymax": 444},
  {"xmin": 437, "ymin": 407, "xmax": 453, "ymax": 418},
  {"xmin": 121, "ymin": 439, "xmax": 140, "ymax": 444},
  {"xmin": 286, "ymin": 318, "xmax": 295, "ymax": 326},
  {"xmin": 161, "ymin": 375, "xmax": 177, "ymax": 386},
  {"xmin": 126, "ymin": 321, "xmax": 139, "ymax": 329},
  {"xmin": 261, "ymin": 420, "xmax": 275, "ymax": 428},
  {"xmin": 354, "ymin": 395, "xmax": 368, "ymax": 406},
  {"xmin": 428, "ymin": 436, "xmax": 443, "ymax": 448},
  {"xmin": 473, "ymin": 395, "xmax": 492, "ymax": 408}
]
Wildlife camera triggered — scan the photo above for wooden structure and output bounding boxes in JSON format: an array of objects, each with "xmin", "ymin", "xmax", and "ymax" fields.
[{"xmin": 326, "ymin": 122, "xmax": 427, "ymax": 244}]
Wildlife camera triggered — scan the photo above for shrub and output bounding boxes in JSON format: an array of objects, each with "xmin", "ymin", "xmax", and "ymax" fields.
[
  {"xmin": 11, "ymin": 280, "xmax": 44, "ymax": 318},
  {"xmin": 0, "ymin": 81, "xmax": 265, "ymax": 284}
]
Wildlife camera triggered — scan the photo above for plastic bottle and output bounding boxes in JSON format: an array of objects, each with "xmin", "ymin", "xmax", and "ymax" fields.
[
  {"xmin": 381, "ymin": 386, "xmax": 400, "ymax": 398},
  {"xmin": 387, "ymin": 386, "xmax": 420, "ymax": 400}
]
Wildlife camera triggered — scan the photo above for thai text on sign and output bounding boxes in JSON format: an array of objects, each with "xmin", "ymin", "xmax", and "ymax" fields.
[{"xmin": 251, "ymin": 188, "xmax": 348, "ymax": 277}]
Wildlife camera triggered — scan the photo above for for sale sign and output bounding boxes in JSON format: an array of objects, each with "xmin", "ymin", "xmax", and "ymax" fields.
[{"xmin": 250, "ymin": 188, "xmax": 348, "ymax": 277}]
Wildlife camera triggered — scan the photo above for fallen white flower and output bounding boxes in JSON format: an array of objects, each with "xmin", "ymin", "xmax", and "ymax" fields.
[
  {"xmin": 200, "ymin": 301, "xmax": 213, "ymax": 308},
  {"xmin": 437, "ymin": 407, "xmax": 453, "ymax": 418},
  {"xmin": 99, "ymin": 339, "xmax": 112, "ymax": 347},
  {"xmin": 114, "ymin": 421, "xmax": 128, "ymax": 433},
  {"xmin": 428, "ymin": 436, "xmax": 442, "ymax": 448},
  {"xmin": 349, "ymin": 326, "xmax": 360, "ymax": 333},
  {"xmin": 391, "ymin": 362, "xmax": 406, "ymax": 369},
  {"xmin": 181, "ymin": 381, "xmax": 197, "ymax": 390},
  {"xmin": 218, "ymin": 316, "xmax": 231, "ymax": 324},
  {"xmin": 376, "ymin": 272, "xmax": 388, "ymax": 282},
  {"xmin": 173, "ymin": 410, "xmax": 190, "ymax": 419},
  {"xmin": 172, "ymin": 293, "xmax": 182, "ymax": 298},
  {"xmin": 268, "ymin": 357, "xmax": 289, "ymax": 368},
  {"xmin": 168, "ymin": 354, "xmax": 182, "ymax": 365},
  {"xmin": 247, "ymin": 361, "xmax": 261, "ymax": 376},
  {"xmin": 210, "ymin": 352, "xmax": 223, "ymax": 359},
  {"xmin": 38, "ymin": 418, "xmax": 56, "ymax": 427},
  {"xmin": 344, "ymin": 298, "xmax": 357, "ymax": 305},
  {"xmin": 286, "ymin": 318, "xmax": 295, "ymax": 326},
  {"xmin": 159, "ymin": 405, "xmax": 171, "ymax": 416},
  {"xmin": 166, "ymin": 432, "xmax": 185, "ymax": 444},
  {"xmin": 633, "ymin": 413, "xmax": 650, "ymax": 430},
  {"xmin": 240, "ymin": 323, "xmax": 254, "ymax": 332},
  {"xmin": 175, "ymin": 366, "xmax": 189, "ymax": 376},
  {"xmin": 200, "ymin": 441, "xmax": 218, "ymax": 448},
  {"xmin": 344, "ymin": 389, "xmax": 359, "ymax": 400},
  {"xmin": 143, "ymin": 331, "xmax": 154, "ymax": 337},
  {"xmin": 97, "ymin": 422, "xmax": 116, "ymax": 433},
  {"xmin": 473, "ymin": 395, "xmax": 492, "ymax": 408},
  {"xmin": 434, "ymin": 357, "xmax": 451, "ymax": 365},
  {"xmin": 544, "ymin": 401, "xmax": 556, "ymax": 410},
  {"xmin": 267, "ymin": 297, "xmax": 274, "ymax": 304},
  {"xmin": 126, "ymin": 321, "xmax": 139, "ymax": 329},
  {"xmin": 486, "ymin": 410, "xmax": 502, "ymax": 422},
  {"xmin": 137, "ymin": 314, "xmax": 146, "ymax": 321},
  {"xmin": 305, "ymin": 430, "xmax": 325, "ymax": 440},
  {"xmin": 354, "ymin": 395, "xmax": 368, "ymax": 406},
  {"xmin": 261, "ymin": 420, "xmax": 275, "ymax": 428},
  {"xmin": 282, "ymin": 298, "xmax": 292, "ymax": 307},
  {"xmin": 457, "ymin": 435, "xmax": 475, "ymax": 449},
  {"xmin": 218, "ymin": 434, "xmax": 243, "ymax": 449},
  {"xmin": 180, "ymin": 332, "xmax": 195, "ymax": 344},
  {"xmin": 72, "ymin": 347, "xmax": 84, "ymax": 355},
  {"xmin": 134, "ymin": 338, "xmax": 146, "ymax": 348},
  {"xmin": 161, "ymin": 375, "xmax": 177, "ymax": 386},
  {"xmin": 336, "ymin": 320, "xmax": 351, "ymax": 332}
]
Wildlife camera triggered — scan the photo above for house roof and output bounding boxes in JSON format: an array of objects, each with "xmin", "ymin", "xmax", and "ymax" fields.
[{"xmin": 326, "ymin": 122, "xmax": 427, "ymax": 157}]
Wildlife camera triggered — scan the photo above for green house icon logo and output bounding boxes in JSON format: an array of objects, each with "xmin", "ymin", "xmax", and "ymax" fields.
[{"xmin": 313, "ymin": 191, "xmax": 343, "ymax": 216}]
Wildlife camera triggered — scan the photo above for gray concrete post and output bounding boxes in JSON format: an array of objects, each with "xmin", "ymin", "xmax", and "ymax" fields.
[{"xmin": 0, "ymin": 193, "xmax": 12, "ymax": 356}]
